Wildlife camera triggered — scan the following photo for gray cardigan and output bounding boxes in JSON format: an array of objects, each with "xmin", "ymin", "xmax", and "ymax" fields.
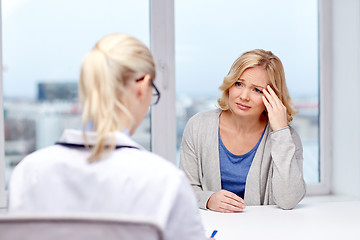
[{"xmin": 179, "ymin": 109, "xmax": 306, "ymax": 210}]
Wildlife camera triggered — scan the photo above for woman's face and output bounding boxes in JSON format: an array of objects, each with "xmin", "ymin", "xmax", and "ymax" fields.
[{"xmin": 228, "ymin": 66, "xmax": 270, "ymax": 119}]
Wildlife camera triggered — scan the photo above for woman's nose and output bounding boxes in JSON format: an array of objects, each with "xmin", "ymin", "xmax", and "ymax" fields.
[{"xmin": 239, "ymin": 88, "xmax": 250, "ymax": 101}]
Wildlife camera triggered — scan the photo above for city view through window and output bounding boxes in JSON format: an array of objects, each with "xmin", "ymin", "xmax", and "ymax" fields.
[
  {"xmin": 2, "ymin": 0, "xmax": 150, "ymax": 186},
  {"xmin": 2, "ymin": 0, "xmax": 319, "ymax": 187}
]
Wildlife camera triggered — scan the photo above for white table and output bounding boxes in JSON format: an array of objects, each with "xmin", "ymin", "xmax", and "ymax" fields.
[{"xmin": 200, "ymin": 196, "xmax": 360, "ymax": 240}]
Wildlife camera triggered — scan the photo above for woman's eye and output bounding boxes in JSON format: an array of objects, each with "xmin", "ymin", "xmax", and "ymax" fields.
[
  {"xmin": 254, "ymin": 88, "xmax": 263, "ymax": 94},
  {"xmin": 235, "ymin": 82, "xmax": 242, "ymax": 87}
]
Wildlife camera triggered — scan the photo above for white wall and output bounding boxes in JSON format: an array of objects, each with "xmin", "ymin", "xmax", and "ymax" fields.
[
  {"xmin": 332, "ymin": 0, "xmax": 360, "ymax": 197},
  {"xmin": 0, "ymin": 2, "xmax": 6, "ymax": 208}
]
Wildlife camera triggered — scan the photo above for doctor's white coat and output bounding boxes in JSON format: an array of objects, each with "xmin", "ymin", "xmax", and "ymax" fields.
[{"xmin": 9, "ymin": 129, "xmax": 206, "ymax": 240}]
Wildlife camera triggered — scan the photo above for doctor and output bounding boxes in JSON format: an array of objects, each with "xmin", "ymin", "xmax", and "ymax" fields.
[{"xmin": 9, "ymin": 33, "xmax": 207, "ymax": 240}]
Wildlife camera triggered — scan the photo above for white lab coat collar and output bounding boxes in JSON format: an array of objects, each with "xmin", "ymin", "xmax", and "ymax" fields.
[{"xmin": 58, "ymin": 129, "xmax": 144, "ymax": 150}]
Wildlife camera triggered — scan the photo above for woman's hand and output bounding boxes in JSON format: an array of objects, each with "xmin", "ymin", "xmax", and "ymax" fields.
[
  {"xmin": 262, "ymin": 85, "xmax": 288, "ymax": 131},
  {"xmin": 206, "ymin": 190, "xmax": 245, "ymax": 213}
]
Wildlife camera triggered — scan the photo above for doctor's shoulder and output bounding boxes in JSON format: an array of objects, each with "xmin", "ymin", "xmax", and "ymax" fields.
[{"xmin": 112, "ymin": 147, "xmax": 185, "ymax": 179}]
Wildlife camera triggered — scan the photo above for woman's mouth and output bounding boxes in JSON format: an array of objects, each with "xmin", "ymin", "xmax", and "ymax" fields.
[{"xmin": 236, "ymin": 103, "xmax": 251, "ymax": 110}]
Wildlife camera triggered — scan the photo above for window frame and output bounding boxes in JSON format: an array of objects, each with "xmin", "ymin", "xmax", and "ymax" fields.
[
  {"xmin": 305, "ymin": 0, "xmax": 332, "ymax": 195},
  {"xmin": 150, "ymin": 0, "xmax": 177, "ymax": 165},
  {"xmin": 0, "ymin": 0, "xmax": 6, "ymax": 207},
  {"xmin": 0, "ymin": 0, "xmax": 332, "ymax": 209}
]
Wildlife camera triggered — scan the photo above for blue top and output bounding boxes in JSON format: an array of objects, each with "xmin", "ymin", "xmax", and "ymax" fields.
[{"xmin": 219, "ymin": 126, "xmax": 266, "ymax": 199}]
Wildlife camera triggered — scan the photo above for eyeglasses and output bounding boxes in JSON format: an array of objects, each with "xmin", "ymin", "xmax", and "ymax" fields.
[{"xmin": 136, "ymin": 76, "xmax": 161, "ymax": 106}]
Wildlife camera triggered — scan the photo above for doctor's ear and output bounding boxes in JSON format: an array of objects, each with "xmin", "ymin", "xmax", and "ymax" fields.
[{"xmin": 135, "ymin": 74, "xmax": 152, "ymax": 101}]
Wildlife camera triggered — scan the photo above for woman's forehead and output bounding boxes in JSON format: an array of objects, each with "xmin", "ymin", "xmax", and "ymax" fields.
[{"xmin": 239, "ymin": 67, "xmax": 270, "ymax": 86}]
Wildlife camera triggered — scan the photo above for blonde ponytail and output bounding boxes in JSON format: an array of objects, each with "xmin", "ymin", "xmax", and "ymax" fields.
[{"xmin": 79, "ymin": 34, "xmax": 155, "ymax": 162}]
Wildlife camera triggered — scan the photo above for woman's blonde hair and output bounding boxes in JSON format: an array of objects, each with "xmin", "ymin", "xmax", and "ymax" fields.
[
  {"xmin": 217, "ymin": 49, "xmax": 297, "ymax": 123},
  {"xmin": 79, "ymin": 33, "xmax": 155, "ymax": 162}
]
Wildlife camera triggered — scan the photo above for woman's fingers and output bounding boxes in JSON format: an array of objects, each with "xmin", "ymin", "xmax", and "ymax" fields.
[
  {"xmin": 207, "ymin": 190, "xmax": 246, "ymax": 213},
  {"xmin": 218, "ymin": 207, "xmax": 235, "ymax": 213},
  {"xmin": 263, "ymin": 85, "xmax": 283, "ymax": 108},
  {"xmin": 262, "ymin": 95, "xmax": 270, "ymax": 110},
  {"xmin": 262, "ymin": 86, "xmax": 277, "ymax": 108},
  {"xmin": 262, "ymin": 85, "xmax": 288, "ymax": 131},
  {"xmin": 223, "ymin": 191, "xmax": 245, "ymax": 204}
]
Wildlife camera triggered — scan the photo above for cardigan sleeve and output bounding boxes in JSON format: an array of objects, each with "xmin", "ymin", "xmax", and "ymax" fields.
[
  {"xmin": 269, "ymin": 126, "xmax": 306, "ymax": 209},
  {"xmin": 179, "ymin": 115, "xmax": 216, "ymax": 209}
]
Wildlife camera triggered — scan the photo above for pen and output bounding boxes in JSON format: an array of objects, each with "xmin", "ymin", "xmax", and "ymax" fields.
[{"xmin": 210, "ymin": 230, "xmax": 218, "ymax": 238}]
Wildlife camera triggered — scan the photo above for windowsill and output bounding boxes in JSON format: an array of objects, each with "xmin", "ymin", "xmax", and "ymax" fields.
[{"xmin": 300, "ymin": 194, "xmax": 360, "ymax": 204}]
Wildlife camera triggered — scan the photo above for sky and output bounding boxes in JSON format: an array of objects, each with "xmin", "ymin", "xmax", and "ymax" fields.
[
  {"xmin": 175, "ymin": 0, "xmax": 318, "ymax": 99},
  {"xmin": 2, "ymin": 0, "xmax": 318, "ymax": 100}
]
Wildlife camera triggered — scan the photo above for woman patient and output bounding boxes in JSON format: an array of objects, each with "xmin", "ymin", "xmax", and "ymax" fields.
[
  {"xmin": 8, "ymin": 33, "xmax": 207, "ymax": 240},
  {"xmin": 180, "ymin": 49, "xmax": 306, "ymax": 212}
]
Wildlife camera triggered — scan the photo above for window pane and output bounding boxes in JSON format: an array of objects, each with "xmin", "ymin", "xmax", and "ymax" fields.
[
  {"xmin": 175, "ymin": 0, "xmax": 319, "ymax": 183},
  {"xmin": 2, "ymin": 0, "xmax": 150, "ymax": 187}
]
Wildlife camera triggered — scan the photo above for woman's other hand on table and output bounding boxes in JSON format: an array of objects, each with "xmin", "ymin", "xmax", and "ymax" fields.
[{"xmin": 206, "ymin": 190, "xmax": 245, "ymax": 213}]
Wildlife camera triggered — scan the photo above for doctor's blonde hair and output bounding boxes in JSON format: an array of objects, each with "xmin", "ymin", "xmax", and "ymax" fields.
[
  {"xmin": 80, "ymin": 33, "xmax": 156, "ymax": 162},
  {"xmin": 217, "ymin": 49, "xmax": 297, "ymax": 123}
]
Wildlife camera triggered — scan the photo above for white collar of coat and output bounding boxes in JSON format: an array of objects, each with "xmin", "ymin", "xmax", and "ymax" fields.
[{"xmin": 57, "ymin": 129, "xmax": 144, "ymax": 150}]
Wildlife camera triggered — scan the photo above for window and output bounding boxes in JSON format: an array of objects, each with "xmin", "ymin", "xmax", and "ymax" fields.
[
  {"xmin": 175, "ymin": 0, "xmax": 320, "ymax": 184},
  {"xmin": 0, "ymin": 0, "xmax": 332, "ymax": 207},
  {"xmin": 1, "ymin": 0, "xmax": 150, "ymax": 190}
]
